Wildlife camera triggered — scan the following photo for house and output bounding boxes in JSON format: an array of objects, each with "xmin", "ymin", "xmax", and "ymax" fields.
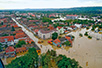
[
  {"xmin": 15, "ymin": 32, "xmax": 26, "ymax": 39},
  {"xmin": 56, "ymin": 26, "xmax": 65, "ymax": 34},
  {"xmin": 16, "ymin": 47, "xmax": 27, "ymax": 53},
  {"xmin": 70, "ymin": 25, "xmax": 77, "ymax": 30},
  {"xmin": 59, "ymin": 37, "xmax": 68, "ymax": 44},
  {"xmin": 74, "ymin": 24, "xmax": 82, "ymax": 28},
  {"xmin": 66, "ymin": 15, "xmax": 78, "ymax": 20},
  {"xmin": 65, "ymin": 34, "xmax": 74, "ymax": 40},
  {"xmin": 38, "ymin": 29, "xmax": 59, "ymax": 40},
  {"xmin": 49, "ymin": 14, "xmax": 56, "ymax": 18},
  {"xmin": 66, "ymin": 27, "xmax": 73, "ymax": 31},
  {"xmin": 0, "ymin": 36, "xmax": 14, "ymax": 46},
  {"xmin": 34, "ymin": 29, "xmax": 39, "ymax": 35},
  {"xmin": 53, "ymin": 39, "xmax": 61, "ymax": 47},
  {"xmin": 5, "ymin": 46, "xmax": 16, "ymax": 58}
]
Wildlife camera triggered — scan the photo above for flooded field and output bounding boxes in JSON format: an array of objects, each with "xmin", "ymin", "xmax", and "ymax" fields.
[{"xmin": 56, "ymin": 28, "xmax": 102, "ymax": 68}]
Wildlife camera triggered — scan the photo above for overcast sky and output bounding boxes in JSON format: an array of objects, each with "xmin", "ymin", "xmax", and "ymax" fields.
[{"xmin": 0, "ymin": 0, "xmax": 102, "ymax": 9}]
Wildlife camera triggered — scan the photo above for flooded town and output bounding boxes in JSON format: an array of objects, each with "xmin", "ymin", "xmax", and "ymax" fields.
[{"xmin": 0, "ymin": 6, "xmax": 102, "ymax": 68}]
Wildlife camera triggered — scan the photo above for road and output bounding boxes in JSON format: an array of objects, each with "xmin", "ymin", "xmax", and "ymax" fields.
[{"xmin": 12, "ymin": 18, "xmax": 53, "ymax": 54}]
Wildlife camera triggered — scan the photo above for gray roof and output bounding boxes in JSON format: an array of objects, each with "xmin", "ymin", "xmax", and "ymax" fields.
[{"xmin": 59, "ymin": 37, "xmax": 67, "ymax": 41}]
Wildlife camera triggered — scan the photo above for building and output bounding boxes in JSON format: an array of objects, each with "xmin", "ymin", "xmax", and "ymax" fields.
[
  {"xmin": 38, "ymin": 29, "xmax": 59, "ymax": 40},
  {"xmin": 0, "ymin": 36, "xmax": 14, "ymax": 46},
  {"xmin": 59, "ymin": 37, "xmax": 68, "ymax": 44},
  {"xmin": 74, "ymin": 24, "xmax": 82, "ymax": 28},
  {"xmin": 5, "ymin": 46, "xmax": 16, "ymax": 58},
  {"xmin": 53, "ymin": 39, "xmax": 61, "ymax": 47},
  {"xmin": 66, "ymin": 15, "xmax": 78, "ymax": 20},
  {"xmin": 56, "ymin": 26, "xmax": 65, "ymax": 34},
  {"xmin": 16, "ymin": 47, "xmax": 27, "ymax": 53}
]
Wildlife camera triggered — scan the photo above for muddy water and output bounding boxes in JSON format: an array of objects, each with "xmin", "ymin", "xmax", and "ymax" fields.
[{"xmin": 56, "ymin": 28, "xmax": 102, "ymax": 68}]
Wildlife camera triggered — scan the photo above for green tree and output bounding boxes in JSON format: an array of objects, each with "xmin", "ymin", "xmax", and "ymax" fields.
[
  {"xmin": 6, "ymin": 48, "xmax": 38, "ymax": 68},
  {"xmin": 11, "ymin": 26, "xmax": 15, "ymax": 31},
  {"xmin": 15, "ymin": 40, "xmax": 26, "ymax": 48},
  {"xmin": 52, "ymin": 32, "xmax": 58, "ymax": 40},
  {"xmin": 84, "ymin": 32, "xmax": 88, "ymax": 36}
]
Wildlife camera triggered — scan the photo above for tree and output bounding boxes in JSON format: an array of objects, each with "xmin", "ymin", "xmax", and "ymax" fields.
[
  {"xmin": 6, "ymin": 48, "xmax": 38, "ymax": 68},
  {"xmin": 79, "ymin": 33, "xmax": 83, "ymax": 37},
  {"xmin": 15, "ymin": 40, "xmax": 26, "ymax": 48},
  {"xmin": 88, "ymin": 36, "xmax": 92, "ymax": 39},
  {"xmin": 63, "ymin": 41, "xmax": 71, "ymax": 46},
  {"xmin": 11, "ymin": 26, "xmax": 15, "ymax": 31},
  {"xmin": 84, "ymin": 32, "xmax": 88, "ymax": 36},
  {"xmin": 52, "ymin": 32, "xmax": 58, "ymax": 40},
  {"xmin": 5, "ymin": 45, "xmax": 8, "ymax": 48},
  {"xmin": 15, "ymin": 43, "xmax": 22, "ymax": 48}
]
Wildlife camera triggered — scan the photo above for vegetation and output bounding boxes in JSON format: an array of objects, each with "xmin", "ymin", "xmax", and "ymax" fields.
[
  {"xmin": 42, "ymin": 17, "xmax": 52, "ymax": 24},
  {"xmin": 72, "ymin": 35, "xmax": 75, "ymax": 39},
  {"xmin": 41, "ymin": 50, "xmax": 82, "ymax": 68},
  {"xmin": 84, "ymin": 32, "xmax": 88, "ymax": 36},
  {"xmin": 86, "ymin": 27, "xmax": 89, "ymax": 30},
  {"xmin": 6, "ymin": 48, "xmax": 82, "ymax": 68},
  {"xmin": 1, "ymin": 34, "xmax": 9, "ymax": 37},
  {"xmin": 63, "ymin": 41, "xmax": 71, "ymax": 46},
  {"xmin": 58, "ymin": 36, "xmax": 61, "ymax": 39},
  {"xmin": 79, "ymin": 33, "xmax": 83, "ymax": 37},
  {"xmin": 11, "ymin": 26, "xmax": 15, "ymax": 31},
  {"xmin": 15, "ymin": 40, "xmax": 26, "ymax": 48},
  {"xmin": 88, "ymin": 36, "xmax": 92, "ymax": 39},
  {"xmin": 6, "ymin": 48, "xmax": 38, "ymax": 68},
  {"xmin": 52, "ymin": 32, "xmax": 58, "ymax": 40}
]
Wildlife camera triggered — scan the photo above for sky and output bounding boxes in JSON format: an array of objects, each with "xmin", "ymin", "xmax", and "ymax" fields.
[{"xmin": 0, "ymin": 0, "xmax": 102, "ymax": 9}]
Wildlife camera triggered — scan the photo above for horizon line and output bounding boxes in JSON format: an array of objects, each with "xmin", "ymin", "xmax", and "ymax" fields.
[{"xmin": 0, "ymin": 6, "xmax": 102, "ymax": 10}]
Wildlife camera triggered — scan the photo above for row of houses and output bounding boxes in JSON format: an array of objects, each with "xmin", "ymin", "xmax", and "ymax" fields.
[
  {"xmin": 48, "ymin": 35, "xmax": 74, "ymax": 47},
  {"xmin": 33, "ymin": 24, "xmax": 82, "ymax": 40},
  {"xmin": 0, "ymin": 42, "xmax": 41, "ymax": 58}
]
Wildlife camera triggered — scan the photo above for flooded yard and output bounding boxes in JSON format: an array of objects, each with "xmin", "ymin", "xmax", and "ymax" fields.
[{"xmin": 56, "ymin": 28, "xmax": 102, "ymax": 68}]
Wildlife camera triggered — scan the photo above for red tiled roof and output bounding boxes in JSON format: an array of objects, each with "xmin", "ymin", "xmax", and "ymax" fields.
[
  {"xmin": 15, "ymin": 32, "xmax": 26, "ymax": 39},
  {"xmin": 13, "ymin": 30, "xmax": 23, "ymax": 34},
  {"xmin": 0, "ymin": 25, "xmax": 7, "ymax": 28},
  {"xmin": 0, "ymin": 36, "xmax": 14, "ymax": 43},
  {"xmin": 5, "ymin": 46, "xmax": 15, "ymax": 53},
  {"xmin": 70, "ymin": 25, "xmax": 76, "ymax": 28},
  {"xmin": 57, "ymin": 26, "xmax": 62, "ymax": 29},
  {"xmin": 16, "ymin": 47, "xmax": 27, "ymax": 53},
  {"xmin": 34, "ymin": 29, "xmax": 39, "ymax": 33},
  {"xmin": 49, "ymin": 14, "xmax": 55, "ymax": 17},
  {"xmin": 40, "ymin": 29, "xmax": 57, "ymax": 34},
  {"xmin": 65, "ymin": 36, "xmax": 71, "ymax": 40},
  {"xmin": 53, "ymin": 39, "xmax": 61, "ymax": 44},
  {"xmin": 31, "ymin": 14, "xmax": 35, "ymax": 17},
  {"xmin": 48, "ymin": 26, "xmax": 54, "ymax": 30}
]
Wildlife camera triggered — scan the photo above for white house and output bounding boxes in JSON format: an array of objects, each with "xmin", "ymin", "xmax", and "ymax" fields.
[
  {"xmin": 38, "ymin": 29, "xmax": 59, "ymax": 40},
  {"xmin": 74, "ymin": 24, "xmax": 82, "ymax": 28},
  {"xmin": 56, "ymin": 26, "xmax": 65, "ymax": 34}
]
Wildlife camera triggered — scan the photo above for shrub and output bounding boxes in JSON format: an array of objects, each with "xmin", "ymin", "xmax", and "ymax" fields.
[
  {"xmin": 88, "ymin": 36, "xmax": 92, "ymax": 39},
  {"xmin": 58, "ymin": 36, "xmax": 61, "ymax": 39},
  {"xmin": 79, "ymin": 33, "xmax": 83, "ymax": 37},
  {"xmin": 86, "ymin": 27, "xmax": 89, "ymax": 30},
  {"xmin": 72, "ymin": 35, "xmax": 75, "ymax": 38},
  {"xmin": 84, "ymin": 32, "xmax": 88, "ymax": 36}
]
